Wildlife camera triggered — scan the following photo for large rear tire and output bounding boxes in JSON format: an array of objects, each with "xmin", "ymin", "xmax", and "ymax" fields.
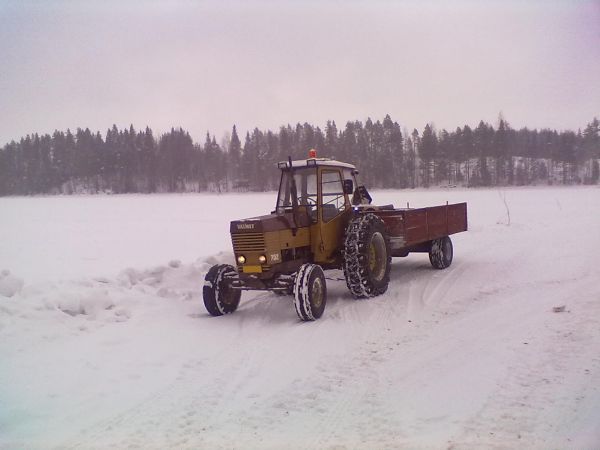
[
  {"xmin": 343, "ymin": 213, "xmax": 391, "ymax": 298},
  {"xmin": 203, "ymin": 264, "xmax": 241, "ymax": 316},
  {"xmin": 429, "ymin": 236, "xmax": 453, "ymax": 269},
  {"xmin": 293, "ymin": 263, "xmax": 327, "ymax": 321}
]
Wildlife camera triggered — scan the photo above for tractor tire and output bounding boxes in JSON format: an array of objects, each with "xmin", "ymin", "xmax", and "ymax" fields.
[
  {"xmin": 429, "ymin": 236, "xmax": 453, "ymax": 269},
  {"xmin": 203, "ymin": 264, "xmax": 241, "ymax": 316},
  {"xmin": 343, "ymin": 213, "xmax": 391, "ymax": 298},
  {"xmin": 293, "ymin": 263, "xmax": 327, "ymax": 321}
]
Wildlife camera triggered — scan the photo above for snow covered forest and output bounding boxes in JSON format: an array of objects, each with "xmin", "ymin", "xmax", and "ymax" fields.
[{"xmin": 1, "ymin": 115, "xmax": 599, "ymax": 196}]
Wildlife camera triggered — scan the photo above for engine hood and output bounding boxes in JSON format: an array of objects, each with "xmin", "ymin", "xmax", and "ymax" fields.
[{"xmin": 230, "ymin": 211, "xmax": 311, "ymax": 234}]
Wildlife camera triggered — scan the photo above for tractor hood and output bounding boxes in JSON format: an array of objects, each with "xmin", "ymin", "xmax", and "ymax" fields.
[{"xmin": 230, "ymin": 211, "xmax": 311, "ymax": 234}]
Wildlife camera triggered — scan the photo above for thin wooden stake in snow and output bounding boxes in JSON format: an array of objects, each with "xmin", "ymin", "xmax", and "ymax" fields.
[{"xmin": 498, "ymin": 190, "xmax": 511, "ymax": 226}]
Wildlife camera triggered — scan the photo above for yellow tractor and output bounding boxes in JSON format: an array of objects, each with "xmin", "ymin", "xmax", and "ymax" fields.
[{"xmin": 203, "ymin": 150, "xmax": 467, "ymax": 321}]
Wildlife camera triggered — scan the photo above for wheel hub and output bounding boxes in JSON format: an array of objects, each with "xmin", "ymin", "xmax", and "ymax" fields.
[
  {"xmin": 312, "ymin": 277, "xmax": 323, "ymax": 308},
  {"xmin": 369, "ymin": 232, "xmax": 386, "ymax": 282},
  {"xmin": 220, "ymin": 283, "xmax": 235, "ymax": 305},
  {"xmin": 369, "ymin": 243, "xmax": 377, "ymax": 272}
]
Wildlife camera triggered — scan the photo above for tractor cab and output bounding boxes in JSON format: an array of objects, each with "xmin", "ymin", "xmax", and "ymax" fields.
[
  {"xmin": 276, "ymin": 156, "xmax": 356, "ymax": 220},
  {"xmin": 275, "ymin": 150, "xmax": 373, "ymax": 212},
  {"xmin": 274, "ymin": 150, "xmax": 370, "ymax": 264}
]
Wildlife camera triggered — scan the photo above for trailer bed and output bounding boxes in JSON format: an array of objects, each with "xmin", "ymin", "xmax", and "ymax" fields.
[{"xmin": 372, "ymin": 202, "xmax": 468, "ymax": 255}]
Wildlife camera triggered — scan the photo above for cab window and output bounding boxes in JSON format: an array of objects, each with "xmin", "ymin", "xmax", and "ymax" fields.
[
  {"xmin": 277, "ymin": 168, "xmax": 317, "ymax": 209},
  {"xmin": 321, "ymin": 170, "xmax": 346, "ymax": 222}
]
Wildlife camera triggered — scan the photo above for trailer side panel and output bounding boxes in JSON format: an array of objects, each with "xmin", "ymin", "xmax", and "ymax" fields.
[{"xmin": 375, "ymin": 202, "xmax": 467, "ymax": 250}]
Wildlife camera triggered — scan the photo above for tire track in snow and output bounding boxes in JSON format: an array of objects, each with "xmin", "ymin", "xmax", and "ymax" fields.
[
  {"xmin": 406, "ymin": 260, "xmax": 471, "ymax": 318},
  {"xmin": 293, "ymin": 263, "xmax": 590, "ymax": 447},
  {"xmin": 449, "ymin": 283, "xmax": 600, "ymax": 448},
  {"xmin": 291, "ymin": 279, "xmax": 421, "ymax": 448},
  {"xmin": 62, "ymin": 289, "xmax": 330, "ymax": 449},
  {"xmin": 294, "ymin": 259, "xmax": 476, "ymax": 447},
  {"xmin": 61, "ymin": 297, "xmax": 274, "ymax": 448}
]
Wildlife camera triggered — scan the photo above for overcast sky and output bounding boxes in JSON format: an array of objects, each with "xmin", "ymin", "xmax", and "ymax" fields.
[{"xmin": 1, "ymin": 0, "xmax": 599, "ymax": 145}]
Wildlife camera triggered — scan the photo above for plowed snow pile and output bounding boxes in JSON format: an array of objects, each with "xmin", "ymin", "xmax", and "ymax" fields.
[{"xmin": 1, "ymin": 187, "xmax": 599, "ymax": 449}]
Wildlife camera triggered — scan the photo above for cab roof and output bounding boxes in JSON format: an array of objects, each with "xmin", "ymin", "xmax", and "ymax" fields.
[{"xmin": 277, "ymin": 157, "xmax": 357, "ymax": 171}]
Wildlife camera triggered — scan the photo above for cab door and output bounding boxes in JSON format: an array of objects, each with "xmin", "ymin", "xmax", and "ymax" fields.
[{"xmin": 313, "ymin": 168, "xmax": 351, "ymax": 264}]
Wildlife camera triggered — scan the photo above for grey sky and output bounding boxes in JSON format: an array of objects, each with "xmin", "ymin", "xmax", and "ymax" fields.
[{"xmin": 1, "ymin": 0, "xmax": 598, "ymax": 146}]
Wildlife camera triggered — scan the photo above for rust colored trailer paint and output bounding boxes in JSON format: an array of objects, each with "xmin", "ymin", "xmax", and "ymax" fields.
[{"xmin": 374, "ymin": 202, "xmax": 467, "ymax": 249}]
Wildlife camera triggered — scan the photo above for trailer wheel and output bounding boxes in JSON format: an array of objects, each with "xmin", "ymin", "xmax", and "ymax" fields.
[
  {"xmin": 203, "ymin": 264, "xmax": 241, "ymax": 316},
  {"xmin": 429, "ymin": 236, "xmax": 453, "ymax": 269},
  {"xmin": 343, "ymin": 213, "xmax": 391, "ymax": 298},
  {"xmin": 293, "ymin": 263, "xmax": 327, "ymax": 321}
]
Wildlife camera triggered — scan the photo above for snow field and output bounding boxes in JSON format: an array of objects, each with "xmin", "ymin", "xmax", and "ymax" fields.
[{"xmin": 1, "ymin": 186, "xmax": 599, "ymax": 449}]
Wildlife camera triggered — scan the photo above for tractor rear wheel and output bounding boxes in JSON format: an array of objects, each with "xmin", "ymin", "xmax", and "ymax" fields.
[
  {"xmin": 343, "ymin": 213, "xmax": 391, "ymax": 298},
  {"xmin": 293, "ymin": 263, "xmax": 327, "ymax": 321},
  {"xmin": 429, "ymin": 236, "xmax": 453, "ymax": 269},
  {"xmin": 203, "ymin": 264, "xmax": 241, "ymax": 316}
]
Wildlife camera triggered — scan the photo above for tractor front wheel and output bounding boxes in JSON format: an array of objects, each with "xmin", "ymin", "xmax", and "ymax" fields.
[
  {"xmin": 203, "ymin": 264, "xmax": 241, "ymax": 316},
  {"xmin": 293, "ymin": 263, "xmax": 327, "ymax": 321}
]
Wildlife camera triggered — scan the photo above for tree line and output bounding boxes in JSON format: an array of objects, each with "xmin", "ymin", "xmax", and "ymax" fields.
[{"xmin": 0, "ymin": 115, "xmax": 598, "ymax": 196}]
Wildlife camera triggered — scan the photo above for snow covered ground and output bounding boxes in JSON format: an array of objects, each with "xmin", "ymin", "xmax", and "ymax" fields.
[{"xmin": 1, "ymin": 187, "xmax": 599, "ymax": 449}]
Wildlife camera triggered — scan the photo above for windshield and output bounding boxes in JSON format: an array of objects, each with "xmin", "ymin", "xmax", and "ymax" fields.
[{"xmin": 276, "ymin": 167, "xmax": 317, "ymax": 210}]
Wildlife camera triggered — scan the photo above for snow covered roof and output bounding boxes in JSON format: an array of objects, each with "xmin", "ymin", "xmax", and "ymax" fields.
[{"xmin": 278, "ymin": 158, "xmax": 357, "ymax": 170}]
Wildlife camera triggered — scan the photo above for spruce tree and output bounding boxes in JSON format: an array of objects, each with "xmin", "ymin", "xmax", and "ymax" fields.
[
  {"xmin": 228, "ymin": 125, "xmax": 242, "ymax": 183},
  {"xmin": 419, "ymin": 124, "xmax": 437, "ymax": 187},
  {"xmin": 324, "ymin": 120, "xmax": 338, "ymax": 158}
]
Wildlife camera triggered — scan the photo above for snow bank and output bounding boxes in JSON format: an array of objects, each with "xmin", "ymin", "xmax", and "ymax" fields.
[
  {"xmin": 54, "ymin": 288, "xmax": 114, "ymax": 317},
  {"xmin": 0, "ymin": 270, "xmax": 24, "ymax": 298}
]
